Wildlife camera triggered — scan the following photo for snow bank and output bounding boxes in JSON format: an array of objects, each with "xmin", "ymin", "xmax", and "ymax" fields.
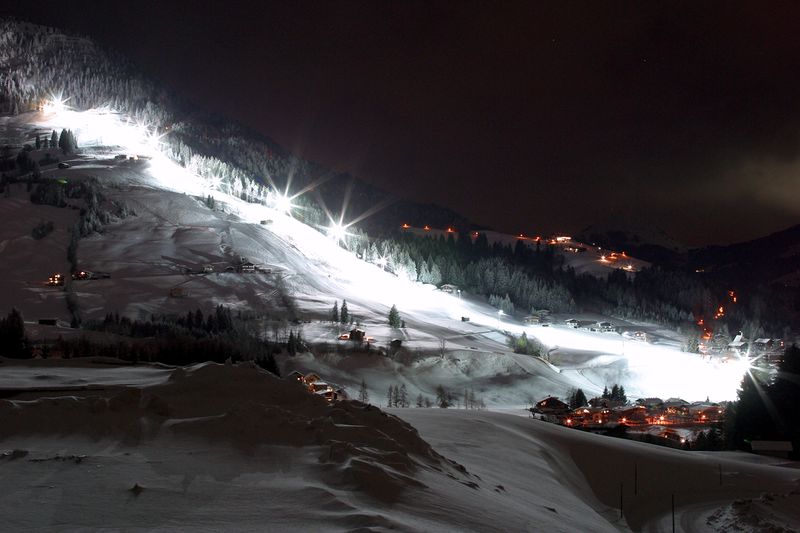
[{"xmin": 1, "ymin": 362, "xmax": 472, "ymax": 505}]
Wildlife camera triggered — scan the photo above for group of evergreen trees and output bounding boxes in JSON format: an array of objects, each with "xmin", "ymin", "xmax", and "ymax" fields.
[
  {"xmin": 386, "ymin": 383, "xmax": 409, "ymax": 407},
  {"xmin": 330, "ymin": 300, "xmax": 350, "ymax": 324},
  {"xmin": 602, "ymin": 384, "xmax": 627, "ymax": 404},
  {"xmin": 0, "ymin": 308, "xmax": 30, "ymax": 358},
  {"xmin": 90, "ymin": 305, "xmax": 236, "ymax": 338},
  {"xmin": 60, "ymin": 305, "xmax": 280, "ymax": 374},
  {"xmin": 507, "ymin": 332, "xmax": 545, "ymax": 356},
  {"xmin": 726, "ymin": 345, "xmax": 800, "ymax": 452},
  {"xmin": 286, "ymin": 330, "xmax": 305, "ymax": 355},
  {"xmin": 567, "ymin": 388, "xmax": 588, "ymax": 409}
]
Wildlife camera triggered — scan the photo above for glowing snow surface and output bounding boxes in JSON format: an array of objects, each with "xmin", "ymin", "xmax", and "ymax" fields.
[{"xmin": 28, "ymin": 102, "xmax": 750, "ymax": 402}]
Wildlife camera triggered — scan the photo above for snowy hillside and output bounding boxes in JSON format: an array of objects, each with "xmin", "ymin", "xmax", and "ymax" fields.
[
  {"xmin": 2, "ymin": 361, "xmax": 798, "ymax": 532},
  {"xmin": 0, "ymin": 103, "xmax": 752, "ymax": 405}
]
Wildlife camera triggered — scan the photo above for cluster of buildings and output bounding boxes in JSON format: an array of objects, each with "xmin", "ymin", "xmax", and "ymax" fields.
[{"xmin": 532, "ymin": 396, "xmax": 725, "ymax": 430}]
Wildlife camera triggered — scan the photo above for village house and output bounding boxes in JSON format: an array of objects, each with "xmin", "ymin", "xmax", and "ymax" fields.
[
  {"xmin": 568, "ymin": 406, "xmax": 612, "ymax": 426},
  {"xmin": 597, "ymin": 321, "xmax": 616, "ymax": 333},
  {"xmin": 727, "ymin": 333, "xmax": 749, "ymax": 355},
  {"xmin": 349, "ymin": 328, "xmax": 366, "ymax": 343},
  {"xmin": 439, "ymin": 283, "xmax": 459, "ymax": 294},
  {"xmin": 532, "ymin": 396, "xmax": 570, "ymax": 416},
  {"xmin": 615, "ymin": 405, "xmax": 648, "ymax": 426},
  {"xmin": 689, "ymin": 404, "xmax": 724, "ymax": 423},
  {"xmin": 287, "ymin": 371, "xmax": 348, "ymax": 403}
]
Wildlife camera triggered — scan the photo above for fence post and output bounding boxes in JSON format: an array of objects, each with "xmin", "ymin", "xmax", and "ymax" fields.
[{"xmin": 672, "ymin": 493, "xmax": 675, "ymax": 533}]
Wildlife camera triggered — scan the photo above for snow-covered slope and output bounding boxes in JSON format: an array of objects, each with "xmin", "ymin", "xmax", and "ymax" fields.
[
  {"xmin": 1, "ymin": 361, "xmax": 797, "ymax": 532},
  {"xmin": 0, "ymin": 105, "xmax": 752, "ymax": 404}
]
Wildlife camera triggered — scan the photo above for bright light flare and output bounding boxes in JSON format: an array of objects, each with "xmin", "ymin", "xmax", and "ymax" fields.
[
  {"xmin": 376, "ymin": 256, "xmax": 388, "ymax": 269},
  {"xmin": 42, "ymin": 94, "xmax": 69, "ymax": 114},
  {"xmin": 327, "ymin": 222, "xmax": 346, "ymax": 244},
  {"xmin": 272, "ymin": 193, "xmax": 294, "ymax": 215}
]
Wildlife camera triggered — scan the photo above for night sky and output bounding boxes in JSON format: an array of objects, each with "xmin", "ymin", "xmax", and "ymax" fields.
[{"xmin": 3, "ymin": 1, "xmax": 800, "ymax": 245}]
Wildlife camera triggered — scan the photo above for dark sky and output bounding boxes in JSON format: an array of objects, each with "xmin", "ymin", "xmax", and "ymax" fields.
[{"xmin": 4, "ymin": 1, "xmax": 800, "ymax": 245}]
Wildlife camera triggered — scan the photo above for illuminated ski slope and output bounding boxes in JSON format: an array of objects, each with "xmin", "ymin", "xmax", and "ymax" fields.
[{"xmin": 26, "ymin": 99, "xmax": 752, "ymax": 402}]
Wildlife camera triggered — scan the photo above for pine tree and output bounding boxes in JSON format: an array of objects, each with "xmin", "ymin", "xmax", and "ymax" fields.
[
  {"xmin": 435, "ymin": 384, "xmax": 450, "ymax": 408},
  {"xmin": 340, "ymin": 300, "xmax": 349, "ymax": 324},
  {"xmin": 416, "ymin": 393, "xmax": 425, "ymax": 407},
  {"xmin": 388, "ymin": 304, "xmax": 401, "ymax": 328},
  {"xmin": 387, "ymin": 385, "xmax": 394, "ymax": 407},
  {"xmin": 399, "ymin": 384, "xmax": 408, "ymax": 407},
  {"xmin": 331, "ymin": 301, "xmax": 339, "ymax": 323},
  {"xmin": 0, "ymin": 308, "xmax": 30, "ymax": 358},
  {"xmin": 569, "ymin": 388, "xmax": 587, "ymax": 408},
  {"xmin": 35, "ymin": 134, "xmax": 41, "ymax": 149},
  {"xmin": 58, "ymin": 129, "xmax": 67, "ymax": 152},
  {"xmin": 358, "ymin": 378, "xmax": 369, "ymax": 403},
  {"xmin": 50, "ymin": 130, "xmax": 58, "ymax": 148}
]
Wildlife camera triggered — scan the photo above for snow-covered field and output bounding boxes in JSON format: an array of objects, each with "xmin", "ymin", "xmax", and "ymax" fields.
[{"xmin": 1, "ymin": 361, "xmax": 798, "ymax": 532}]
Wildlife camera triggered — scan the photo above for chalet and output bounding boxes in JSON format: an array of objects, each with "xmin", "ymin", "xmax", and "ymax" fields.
[
  {"xmin": 636, "ymin": 397, "xmax": 664, "ymax": 410},
  {"xmin": 565, "ymin": 318, "xmax": 579, "ymax": 328},
  {"xmin": 303, "ymin": 373, "xmax": 322, "ymax": 384},
  {"xmin": 569, "ymin": 406, "xmax": 612, "ymax": 426},
  {"xmin": 201, "ymin": 264, "xmax": 214, "ymax": 273},
  {"xmin": 589, "ymin": 397, "xmax": 624, "ymax": 409},
  {"xmin": 169, "ymin": 287, "xmax": 186, "ymax": 298},
  {"xmin": 615, "ymin": 405, "xmax": 647, "ymax": 425},
  {"xmin": 727, "ymin": 333, "xmax": 749, "ymax": 355},
  {"xmin": 749, "ymin": 440, "xmax": 794, "ymax": 459},
  {"xmin": 47, "ymin": 273, "xmax": 64, "ymax": 286},
  {"xmin": 240, "ymin": 262, "xmax": 256, "ymax": 273},
  {"xmin": 309, "ymin": 380, "xmax": 330, "ymax": 393},
  {"xmin": 533, "ymin": 396, "xmax": 570, "ymax": 415},
  {"xmin": 597, "ymin": 321, "xmax": 616, "ymax": 333},
  {"xmin": 288, "ymin": 371, "xmax": 305, "ymax": 383},
  {"xmin": 689, "ymin": 404, "xmax": 724, "ymax": 423},
  {"xmin": 663, "ymin": 398, "xmax": 690, "ymax": 411},
  {"xmin": 439, "ymin": 284, "xmax": 459, "ymax": 294},
  {"xmin": 315, "ymin": 386, "xmax": 349, "ymax": 403},
  {"xmin": 349, "ymin": 328, "xmax": 366, "ymax": 342},
  {"xmin": 753, "ymin": 338, "xmax": 784, "ymax": 354},
  {"xmin": 523, "ymin": 315, "xmax": 541, "ymax": 325}
]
